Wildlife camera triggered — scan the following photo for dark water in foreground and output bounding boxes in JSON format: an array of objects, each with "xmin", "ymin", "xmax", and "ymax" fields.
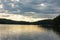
[{"xmin": 0, "ymin": 24, "xmax": 60, "ymax": 40}]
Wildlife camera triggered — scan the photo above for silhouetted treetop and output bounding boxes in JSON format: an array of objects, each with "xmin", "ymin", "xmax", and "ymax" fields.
[{"xmin": 53, "ymin": 15, "xmax": 60, "ymax": 25}]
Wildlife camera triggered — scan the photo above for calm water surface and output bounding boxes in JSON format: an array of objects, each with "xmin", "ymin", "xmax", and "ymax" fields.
[{"xmin": 0, "ymin": 24, "xmax": 60, "ymax": 40}]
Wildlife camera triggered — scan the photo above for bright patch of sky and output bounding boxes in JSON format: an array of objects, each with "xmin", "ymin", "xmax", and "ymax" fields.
[
  {"xmin": 0, "ymin": 0, "xmax": 60, "ymax": 19},
  {"xmin": 0, "ymin": 13, "xmax": 48, "ymax": 22},
  {"xmin": 0, "ymin": 4, "xmax": 3, "ymax": 8}
]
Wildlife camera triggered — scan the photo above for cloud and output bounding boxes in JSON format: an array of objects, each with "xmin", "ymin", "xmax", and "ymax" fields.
[
  {"xmin": 0, "ymin": 0, "xmax": 60, "ymax": 18},
  {"xmin": 2, "ymin": 0, "xmax": 60, "ymax": 13},
  {"xmin": 19, "ymin": 0, "xmax": 60, "ymax": 14},
  {"xmin": 23, "ymin": 12, "xmax": 59, "ymax": 19},
  {"xmin": 24, "ymin": 12, "xmax": 36, "ymax": 16},
  {"xmin": 37, "ymin": 14, "xmax": 59, "ymax": 19}
]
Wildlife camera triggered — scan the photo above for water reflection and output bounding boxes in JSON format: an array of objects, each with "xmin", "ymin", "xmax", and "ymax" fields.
[
  {"xmin": 52, "ymin": 25, "xmax": 60, "ymax": 35},
  {"xmin": 0, "ymin": 24, "xmax": 60, "ymax": 40},
  {"xmin": 38, "ymin": 25, "xmax": 60, "ymax": 36}
]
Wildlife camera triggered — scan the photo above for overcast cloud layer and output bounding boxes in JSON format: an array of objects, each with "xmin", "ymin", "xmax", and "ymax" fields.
[{"xmin": 0, "ymin": 0, "xmax": 60, "ymax": 18}]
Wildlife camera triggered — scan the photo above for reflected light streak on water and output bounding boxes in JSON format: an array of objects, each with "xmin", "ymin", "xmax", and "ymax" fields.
[{"xmin": 0, "ymin": 24, "xmax": 60, "ymax": 40}]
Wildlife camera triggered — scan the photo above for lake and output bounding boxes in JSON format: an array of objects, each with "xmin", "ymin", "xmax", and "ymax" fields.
[{"xmin": 0, "ymin": 24, "xmax": 60, "ymax": 40}]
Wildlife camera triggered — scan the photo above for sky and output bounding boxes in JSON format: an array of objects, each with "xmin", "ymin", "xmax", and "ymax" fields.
[{"xmin": 0, "ymin": 0, "xmax": 60, "ymax": 19}]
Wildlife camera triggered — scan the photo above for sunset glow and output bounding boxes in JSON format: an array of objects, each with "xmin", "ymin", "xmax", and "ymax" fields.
[{"xmin": 0, "ymin": 13, "xmax": 48, "ymax": 22}]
